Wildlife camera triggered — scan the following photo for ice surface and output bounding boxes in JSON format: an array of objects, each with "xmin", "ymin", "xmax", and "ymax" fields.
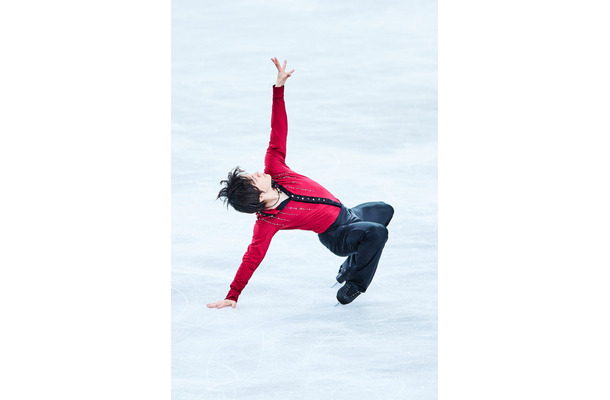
[{"xmin": 172, "ymin": 0, "xmax": 437, "ymax": 398}]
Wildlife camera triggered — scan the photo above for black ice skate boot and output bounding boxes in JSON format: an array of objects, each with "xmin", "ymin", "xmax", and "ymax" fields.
[
  {"xmin": 336, "ymin": 256, "xmax": 356, "ymax": 284},
  {"xmin": 336, "ymin": 264, "xmax": 349, "ymax": 284},
  {"xmin": 336, "ymin": 282, "xmax": 362, "ymax": 305}
]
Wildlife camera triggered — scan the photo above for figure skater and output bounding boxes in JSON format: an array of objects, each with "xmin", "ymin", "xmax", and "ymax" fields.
[{"xmin": 207, "ymin": 57, "xmax": 394, "ymax": 308}]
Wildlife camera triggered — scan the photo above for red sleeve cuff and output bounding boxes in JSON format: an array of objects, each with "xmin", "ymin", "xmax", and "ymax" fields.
[
  {"xmin": 273, "ymin": 85, "xmax": 284, "ymax": 98},
  {"xmin": 225, "ymin": 290, "xmax": 239, "ymax": 302}
]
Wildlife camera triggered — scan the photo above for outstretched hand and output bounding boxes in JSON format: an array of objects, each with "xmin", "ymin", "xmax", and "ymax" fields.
[
  {"xmin": 271, "ymin": 57, "xmax": 294, "ymax": 87},
  {"xmin": 207, "ymin": 299, "xmax": 237, "ymax": 309}
]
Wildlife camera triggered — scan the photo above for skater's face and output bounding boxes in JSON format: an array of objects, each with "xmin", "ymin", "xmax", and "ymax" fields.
[{"xmin": 248, "ymin": 171, "xmax": 272, "ymax": 195}]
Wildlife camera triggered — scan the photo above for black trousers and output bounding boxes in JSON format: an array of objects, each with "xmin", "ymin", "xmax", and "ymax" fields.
[{"xmin": 318, "ymin": 202, "xmax": 394, "ymax": 292}]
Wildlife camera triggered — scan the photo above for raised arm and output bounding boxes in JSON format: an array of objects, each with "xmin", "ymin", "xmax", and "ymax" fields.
[
  {"xmin": 207, "ymin": 59, "xmax": 294, "ymax": 310},
  {"xmin": 265, "ymin": 58, "xmax": 295, "ymax": 173}
]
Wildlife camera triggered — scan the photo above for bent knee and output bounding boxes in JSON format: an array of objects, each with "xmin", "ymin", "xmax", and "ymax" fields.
[
  {"xmin": 365, "ymin": 224, "xmax": 388, "ymax": 243},
  {"xmin": 385, "ymin": 203, "xmax": 394, "ymax": 219},
  {"xmin": 380, "ymin": 202, "xmax": 394, "ymax": 225}
]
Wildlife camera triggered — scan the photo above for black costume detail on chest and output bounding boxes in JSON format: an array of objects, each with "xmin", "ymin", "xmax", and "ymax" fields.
[
  {"xmin": 259, "ymin": 180, "xmax": 341, "ymax": 218},
  {"xmin": 275, "ymin": 182, "xmax": 341, "ymax": 208}
]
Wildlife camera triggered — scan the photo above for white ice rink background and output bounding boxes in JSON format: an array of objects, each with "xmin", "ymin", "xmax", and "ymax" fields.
[
  {"xmin": 2, "ymin": 1, "xmax": 609, "ymax": 400},
  {"xmin": 172, "ymin": 1, "xmax": 437, "ymax": 399}
]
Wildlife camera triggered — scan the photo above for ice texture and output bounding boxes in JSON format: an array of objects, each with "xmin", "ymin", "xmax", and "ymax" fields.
[{"xmin": 172, "ymin": 0, "xmax": 437, "ymax": 398}]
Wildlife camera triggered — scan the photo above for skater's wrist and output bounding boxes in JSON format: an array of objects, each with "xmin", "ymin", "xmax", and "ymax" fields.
[
  {"xmin": 272, "ymin": 85, "xmax": 284, "ymax": 98},
  {"xmin": 225, "ymin": 291, "xmax": 239, "ymax": 302}
]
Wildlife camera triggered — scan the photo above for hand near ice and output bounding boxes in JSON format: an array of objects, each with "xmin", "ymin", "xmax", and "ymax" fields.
[
  {"xmin": 271, "ymin": 57, "xmax": 294, "ymax": 87},
  {"xmin": 207, "ymin": 299, "xmax": 237, "ymax": 309}
]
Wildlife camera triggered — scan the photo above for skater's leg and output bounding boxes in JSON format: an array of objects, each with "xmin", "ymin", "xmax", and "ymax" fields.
[
  {"xmin": 350, "ymin": 202, "xmax": 394, "ymax": 227},
  {"xmin": 341, "ymin": 255, "xmax": 356, "ymax": 270},
  {"xmin": 327, "ymin": 221, "xmax": 389, "ymax": 292},
  {"xmin": 337, "ymin": 254, "xmax": 357, "ymax": 283},
  {"xmin": 345, "ymin": 222, "xmax": 388, "ymax": 291},
  {"xmin": 334, "ymin": 202, "xmax": 393, "ymax": 283},
  {"xmin": 319, "ymin": 204, "xmax": 391, "ymax": 294}
]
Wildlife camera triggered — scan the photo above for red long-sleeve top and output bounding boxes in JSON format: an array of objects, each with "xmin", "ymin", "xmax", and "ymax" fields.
[{"xmin": 225, "ymin": 86, "xmax": 341, "ymax": 302}]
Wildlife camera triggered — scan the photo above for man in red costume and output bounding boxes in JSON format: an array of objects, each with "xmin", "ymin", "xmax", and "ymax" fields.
[{"xmin": 207, "ymin": 57, "xmax": 394, "ymax": 308}]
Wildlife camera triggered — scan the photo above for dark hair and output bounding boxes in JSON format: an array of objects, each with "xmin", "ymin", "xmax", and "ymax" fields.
[{"xmin": 217, "ymin": 166, "xmax": 265, "ymax": 214}]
